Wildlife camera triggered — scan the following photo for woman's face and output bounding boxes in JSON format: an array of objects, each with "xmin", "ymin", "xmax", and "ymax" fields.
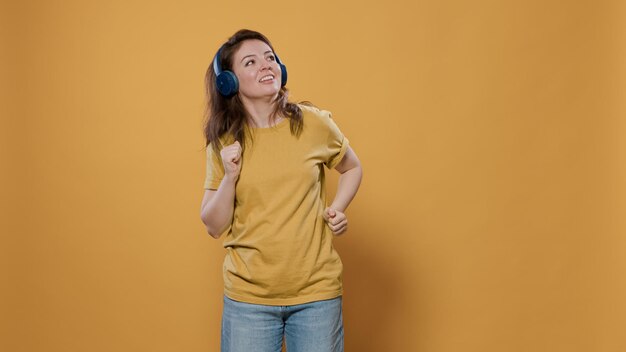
[{"xmin": 231, "ymin": 39, "xmax": 282, "ymax": 101}]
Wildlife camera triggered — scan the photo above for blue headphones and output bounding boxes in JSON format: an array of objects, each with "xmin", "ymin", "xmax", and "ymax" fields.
[{"xmin": 212, "ymin": 44, "xmax": 288, "ymax": 97}]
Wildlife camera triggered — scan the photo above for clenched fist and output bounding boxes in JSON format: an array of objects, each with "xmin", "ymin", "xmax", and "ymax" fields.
[
  {"xmin": 323, "ymin": 207, "xmax": 348, "ymax": 236},
  {"xmin": 220, "ymin": 140, "xmax": 242, "ymax": 181}
]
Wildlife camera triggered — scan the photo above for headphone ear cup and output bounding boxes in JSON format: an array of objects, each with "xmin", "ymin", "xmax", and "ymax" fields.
[
  {"xmin": 216, "ymin": 70, "xmax": 239, "ymax": 97},
  {"xmin": 279, "ymin": 64, "xmax": 288, "ymax": 87}
]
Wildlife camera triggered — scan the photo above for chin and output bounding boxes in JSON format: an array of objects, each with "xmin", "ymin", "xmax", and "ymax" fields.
[{"xmin": 257, "ymin": 88, "xmax": 281, "ymax": 98}]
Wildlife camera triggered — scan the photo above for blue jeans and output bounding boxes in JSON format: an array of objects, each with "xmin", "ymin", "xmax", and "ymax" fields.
[{"xmin": 221, "ymin": 295, "xmax": 344, "ymax": 352}]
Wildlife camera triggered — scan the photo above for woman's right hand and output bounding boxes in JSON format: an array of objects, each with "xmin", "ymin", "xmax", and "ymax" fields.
[{"xmin": 220, "ymin": 140, "xmax": 242, "ymax": 181}]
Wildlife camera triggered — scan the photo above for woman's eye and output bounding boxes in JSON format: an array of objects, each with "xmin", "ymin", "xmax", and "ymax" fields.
[
  {"xmin": 245, "ymin": 60, "xmax": 254, "ymax": 66},
  {"xmin": 268, "ymin": 55, "xmax": 275, "ymax": 61}
]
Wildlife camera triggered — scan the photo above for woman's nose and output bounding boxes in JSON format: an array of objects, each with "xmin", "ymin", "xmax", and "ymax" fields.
[{"xmin": 260, "ymin": 61, "xmax": 272, "ymax": 71}]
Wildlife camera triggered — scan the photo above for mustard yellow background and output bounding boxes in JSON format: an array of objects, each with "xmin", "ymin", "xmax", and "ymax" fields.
[{"xmin": 2, "ymin": 0, "xmax": 625, "ymax": 351}]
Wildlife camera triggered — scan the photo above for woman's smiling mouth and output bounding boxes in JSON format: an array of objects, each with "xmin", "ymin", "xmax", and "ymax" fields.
[{"xmin": 259, "ymin": 74, "xmax": 275, "ymax": 83}]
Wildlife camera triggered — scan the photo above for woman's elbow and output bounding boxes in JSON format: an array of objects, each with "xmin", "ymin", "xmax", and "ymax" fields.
[
  {"xmin": 207, "ymin": 229, "xmax": 221, "ymax": 239},
  {"xmin": 200, "ymin": 214, "xmax": 220, "ymax": 239},
  {"xmin": 204, "ymin": 221, "xmax": 226, "ymax": 239},
  {"xmin": 203, "ymin": 220, "xmax": 220, "ymax": 239}
]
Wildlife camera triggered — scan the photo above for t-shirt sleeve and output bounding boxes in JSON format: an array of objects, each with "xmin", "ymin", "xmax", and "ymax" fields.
[
  {"xmin": 322, "ymin": 110, "xmax": 350, "ymax": 169},
  {"xmin": 203, "ymin": 143, "xmax": 224, "ymax": 190}
]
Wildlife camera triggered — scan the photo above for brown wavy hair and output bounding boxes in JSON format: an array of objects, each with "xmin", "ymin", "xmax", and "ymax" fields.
[{"xmin": 203, "ymin": 29, "xmax": 309, "ymax": 159}]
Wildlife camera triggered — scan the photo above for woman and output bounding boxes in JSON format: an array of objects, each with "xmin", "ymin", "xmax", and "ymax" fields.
[{"xmin": 200, "ymin": 29, "xmax": 362, "ymax": 352}]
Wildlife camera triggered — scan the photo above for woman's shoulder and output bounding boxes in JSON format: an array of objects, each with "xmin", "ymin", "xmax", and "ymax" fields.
[
  {"xmin": 207, "ymin": 133, "xmax": 235, "ymax": 151},
  {"xmin": 293, "ymin": 102, "xmax": 342, "ymax": 139},
  {"xmin": 296, "ymin": 101, "xmax": 333, "ymax": 123}
]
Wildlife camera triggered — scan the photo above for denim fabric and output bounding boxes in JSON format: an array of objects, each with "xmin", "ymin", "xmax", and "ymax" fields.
[{"xmin": 221, "ymin": 295, "xmax": 344, "ymax": 352}]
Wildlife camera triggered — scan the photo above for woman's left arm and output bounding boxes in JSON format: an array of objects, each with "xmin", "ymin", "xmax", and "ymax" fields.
[{"xmin": 323, "ymin": 146, "xmax": 363, "ymax": 235}]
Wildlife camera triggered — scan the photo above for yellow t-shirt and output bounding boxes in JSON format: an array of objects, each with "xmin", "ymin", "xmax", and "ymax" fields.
[{"xmin": 203, "ymin": 103, "xmax": 349, "ymax": 306}]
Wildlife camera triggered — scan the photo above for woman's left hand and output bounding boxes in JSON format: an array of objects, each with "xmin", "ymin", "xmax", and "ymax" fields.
[{"xmin": 323, "ymin": 207, "xmax": 348, "ymax": 236}]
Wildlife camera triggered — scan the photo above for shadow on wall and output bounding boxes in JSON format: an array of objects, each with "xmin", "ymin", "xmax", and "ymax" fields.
[{"xmin": 335, "ymin": 214, "xmax": 414, "ymax": 351}]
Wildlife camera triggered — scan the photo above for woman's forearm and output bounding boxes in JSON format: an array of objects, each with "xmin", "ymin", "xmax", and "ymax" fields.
[
  {"xmin": 330, "ymin": 166, "xmax": 362, "ymax": 213},
  {"xmin": 201, "ymin": 176, "xmax": 237, "ymax": 238}
]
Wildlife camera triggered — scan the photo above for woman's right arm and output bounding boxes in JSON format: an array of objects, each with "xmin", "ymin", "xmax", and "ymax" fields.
[
  {"xmin": 200, "ymin": 175, "xmax": 237, "ymax": 239},
  {"xmin": 200, "ymin": 140, "xmax": 242, "ymax": 239}
]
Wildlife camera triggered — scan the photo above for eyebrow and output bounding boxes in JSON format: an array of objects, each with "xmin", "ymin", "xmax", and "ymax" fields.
[{"xmin": 240, "ymin": 50, "xmax": 273, "ymax": 63}]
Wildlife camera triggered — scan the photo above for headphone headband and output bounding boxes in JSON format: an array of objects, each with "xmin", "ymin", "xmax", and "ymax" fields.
[{"xmin": 213, "ymin": 47, "xmax": 224, "ymax": 76}]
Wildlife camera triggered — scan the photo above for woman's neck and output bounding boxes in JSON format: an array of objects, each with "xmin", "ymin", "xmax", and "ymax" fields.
[{"xmin": 240, "ymin": 94, "xmax": 280, "ymax": 128}]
